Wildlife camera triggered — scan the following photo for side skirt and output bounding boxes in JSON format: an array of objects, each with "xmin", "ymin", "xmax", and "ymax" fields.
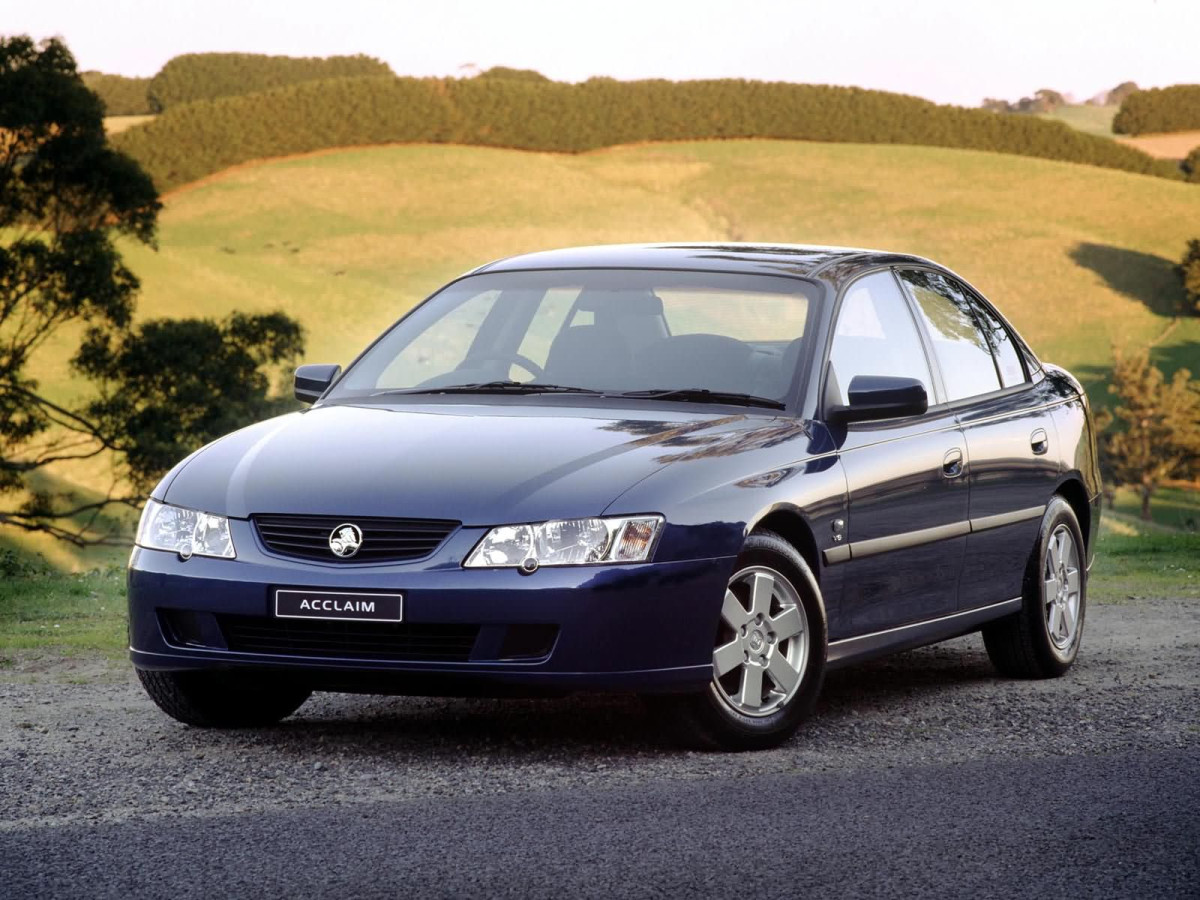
[{"xmin": 826, "ymin": 597, "xmax": 1022, "ymax": 670}]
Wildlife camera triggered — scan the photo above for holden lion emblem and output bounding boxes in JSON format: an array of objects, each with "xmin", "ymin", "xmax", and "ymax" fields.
[{"xmin": 328, "ymin": 523, "xmax": 364, "ymax": 558}]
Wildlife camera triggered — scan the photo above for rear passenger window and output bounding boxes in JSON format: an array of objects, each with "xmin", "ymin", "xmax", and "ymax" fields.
[
  {"xmin": 969, "ymin": 296, "xmax": 1026, "ymax": 388},
  {"xmin": 899, "ymin": 271, "xmax": 1001, "ymax": 402},
  {"xmin": 828, "ymin": 272, "xmax": 934, "ymax": 408}
]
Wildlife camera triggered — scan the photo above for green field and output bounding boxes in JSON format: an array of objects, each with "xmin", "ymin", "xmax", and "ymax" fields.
[
  {"xmin": 15, "ymin": 139, "xmax": 1200, "ymax": 566},
  {"xmin": 1111, "ymin": 485, "xmax": 1200, "ymax": 532}
]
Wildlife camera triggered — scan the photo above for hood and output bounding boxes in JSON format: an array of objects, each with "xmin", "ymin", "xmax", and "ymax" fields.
[{"xmin": 161, "ymin": 401, "xmax": 795, "ymax": 525}]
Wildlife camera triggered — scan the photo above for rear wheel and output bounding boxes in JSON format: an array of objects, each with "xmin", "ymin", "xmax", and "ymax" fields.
[
  {"xmin": 658, "ymin": 530, "xmax": 827, "ymax": 751},
  {"xmin": 983, "ymin": 496, "xmax": 1086, "ymax": 678},
  {"xmin": 137, "ymin": 669, "xmax": 311, "ymax": 727}
]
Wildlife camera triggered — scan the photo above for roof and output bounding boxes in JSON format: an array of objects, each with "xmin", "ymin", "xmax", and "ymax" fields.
[{"xmin": 474, "ymin": 242, "xmax": 938, "ymax": 283}]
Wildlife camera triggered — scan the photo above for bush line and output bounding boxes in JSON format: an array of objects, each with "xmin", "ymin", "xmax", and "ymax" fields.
[
  {"xmin": 1113, "ymin": 85, "xmax": 1200, "ymax": 136},
  {"xmin": 112, "ymin": 75, "xmax": 1186, "ymax": 192},
  {"xmin": 145, "ymin": 52, "xmax": 394, "ymax": 112}
]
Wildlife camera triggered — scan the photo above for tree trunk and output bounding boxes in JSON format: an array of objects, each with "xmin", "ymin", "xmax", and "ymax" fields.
[{"xmin": 1140, "ymin": 485, "xmax": 1153, "ymax": 521}]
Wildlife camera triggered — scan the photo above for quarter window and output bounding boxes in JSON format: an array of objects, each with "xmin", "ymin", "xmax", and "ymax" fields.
[
  {"xmin": 899, "ymin": 270, "xmax": 1001, "ymax": 402},
  {"xmin": 827, "ymin": 272, "xmax": 934, "ymax": 409}
]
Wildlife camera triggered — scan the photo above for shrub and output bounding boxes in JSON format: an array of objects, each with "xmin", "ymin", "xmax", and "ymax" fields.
[
  {"xmin": 113, "ymin": 75, "xmax": 1186, "ymax": 193},
  {"xmin": 1183, "ymin": 146, "xmax": 1200, "ymax": 183},
  {"xmin": 81, "ymin": 71, "xmax": 151, "ymax": 115},
  {"xmin": 476, "ymin": 66, "xmax": 551, "ymax": 83},
  {"xmin": 145, "ymin": 52, "xmax": 394, "ymax": 111},
  {"xmin": 1178, "ymin": 239, "xmax": 1200, "ymax": 315},
  {"xmin": 1113, "ymin": 84, "xmax": 1200, "ymax": 135},
  {"xmin": 115, "ymin": 76, "xmax": 456, "ymax": 188}
]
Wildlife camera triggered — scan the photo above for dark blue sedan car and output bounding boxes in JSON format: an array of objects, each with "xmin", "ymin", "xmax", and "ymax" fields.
[{"xmin": 130, "ymin": 244, "xmax": 1100, "ymax": 750}]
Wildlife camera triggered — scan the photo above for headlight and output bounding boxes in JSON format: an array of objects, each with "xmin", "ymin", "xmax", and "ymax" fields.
[
  {"xmin": 136, "ymin": 499, "xmax": 236, "ymax": 560},
  {"xmin": 463, "ymin": 515, "xmax": 663, "ymax": 569}
]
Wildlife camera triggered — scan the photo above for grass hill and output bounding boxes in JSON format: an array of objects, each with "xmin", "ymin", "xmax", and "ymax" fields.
[
  {"xmin": 14, "ymin": 139, "xmax": 1200, "ymax": 567},
  {"xmin": 1116, "ymin": 131, "xmax": 1200, "ymax": 162},
  {"xmin": 1040, "ymin": 103, "xmax": 1200, "ymax": 163},
  {"xmin": 103, "ymin": 114, "xmax": 155, "ymax": 135},
  {"xmin": 113, "ymin": 140, "xmax": 1199, "ymax": 387},
  {"xmin": 1041, "ymin": 103, "xmax": 1200, "ymax": 164},
  {"xmin": 1039, "ymin": 104, "xmax": 1118, "ymax": 138}
]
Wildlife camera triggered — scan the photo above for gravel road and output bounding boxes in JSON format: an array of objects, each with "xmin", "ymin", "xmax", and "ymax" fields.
[{"xmin": 2, "ymin": 597, "xmax": 1197, "ymax": 898}]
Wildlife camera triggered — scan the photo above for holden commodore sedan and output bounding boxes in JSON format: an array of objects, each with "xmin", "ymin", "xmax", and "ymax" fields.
[{"xmin": 129, "ymin": 243, "xmax": 1100, "ymax": 750}]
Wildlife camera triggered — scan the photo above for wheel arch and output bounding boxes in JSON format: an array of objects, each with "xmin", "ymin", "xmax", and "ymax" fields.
[
  {"xmin": 750, "ymin": 508, "xmax": 821, "ymax": 584},
  {"xmin": 1055, "ymin": 476, "xmax": 1092, "ymax": 552}
]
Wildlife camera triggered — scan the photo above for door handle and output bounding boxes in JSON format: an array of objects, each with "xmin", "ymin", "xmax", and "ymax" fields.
[
  {"xmin": 942, "ymin": 448, "xmax": 964, "ymax": 478},
  {"xmin": 1030, "ymin": 428, "xmax": 1049, "ymax": 455}
]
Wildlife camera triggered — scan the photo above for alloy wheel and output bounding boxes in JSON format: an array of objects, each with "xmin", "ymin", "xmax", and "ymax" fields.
[
  {"xmin": 711, "ymin": 565, "xmax": 809, "ymax": 717},
  {"xmin": 1044, "ymin": 524, "xmax": 1081, "ymax": 651}
]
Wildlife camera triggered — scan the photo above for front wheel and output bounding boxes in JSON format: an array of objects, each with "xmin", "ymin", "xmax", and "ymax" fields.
[
  {"xmin": 137, "ymin": 669, "xmax": 311, "ymax": 727},
  {"xmin": 657, "ymin": 530, "xmax": 827, "ymax": 751},
  {"xmin": 983, "ymin": 496, "xmax": 1087, "ymax": 678}
]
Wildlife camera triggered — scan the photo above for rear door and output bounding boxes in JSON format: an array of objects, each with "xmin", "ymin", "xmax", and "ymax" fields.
[
  {"xmin": 826, "ymin": 271, "xmax": 969, "ymax": 640},
  {"xmin": 896, "ymin": 270, "xmax": 1060, "ymax": 610}
]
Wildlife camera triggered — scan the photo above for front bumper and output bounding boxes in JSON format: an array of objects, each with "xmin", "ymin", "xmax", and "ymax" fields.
[{"xmin": 128, "ymin": 538, "xmax": 734, "ymax": 695}]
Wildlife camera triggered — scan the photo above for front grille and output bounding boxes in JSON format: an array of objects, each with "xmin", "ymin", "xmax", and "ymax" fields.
[
  {"xmin": 252, "ymin": 514, "xmax": 458, "ymax": 563},
  {"xmin": 218, "ymin": 615, "xmax": 480, "ymax": 662}
]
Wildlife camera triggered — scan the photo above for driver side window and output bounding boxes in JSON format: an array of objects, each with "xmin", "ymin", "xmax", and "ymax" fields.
[
  {"xmin": 513, "ymin": 287, "xmax": 583, "ymax": 379},
  {"xmin": 828, "ymin": 272, "xmax": 934, "ymax": 409}
]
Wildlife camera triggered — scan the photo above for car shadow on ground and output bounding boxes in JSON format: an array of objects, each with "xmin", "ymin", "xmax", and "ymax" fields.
[
  {"xmin": 813, "ymin": 641, "xmax": 1000, "ymax": 723},
  {"xmin": 251, "ymin": 692, "xmax": 671, "ymax": 757},
  {"xmin": 154, "ymin": 640, "xmax": 1007, "ymax": 757}
]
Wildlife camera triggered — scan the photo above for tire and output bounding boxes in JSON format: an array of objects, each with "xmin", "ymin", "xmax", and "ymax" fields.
[
  {"xmin": 137, "ymin": 669, "xmax": 311, "ymax": 727},
  {"xmin": 983, "ymin": 496, "xmax": 1087, "ymax": 679},
  {"xmin": 656, "ymin": 530, "xmax": 827, "ymax": 751}
]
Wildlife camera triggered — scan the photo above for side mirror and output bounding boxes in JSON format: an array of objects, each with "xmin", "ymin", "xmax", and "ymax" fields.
[
  {"xmin": 832, "ymin": 375, "xmax": 928, "ymax": 423},
  {"xmin": 294, "ymin": 364, "xmax": 341, "ymax": 403}
]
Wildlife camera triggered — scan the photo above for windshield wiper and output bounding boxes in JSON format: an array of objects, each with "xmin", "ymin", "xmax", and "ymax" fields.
[
  {"xmin": 371, "ymin": 381, "xmax": 603, "ymax": 397},
  {"xmin": 615, "ymin": 388, "xmax": 785, "ymax": 410}
]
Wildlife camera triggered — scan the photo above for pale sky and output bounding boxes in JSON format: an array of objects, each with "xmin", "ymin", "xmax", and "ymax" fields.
[{"xmin": 6, "ymin": 0, "xmax": 1198, "ymax": 107}]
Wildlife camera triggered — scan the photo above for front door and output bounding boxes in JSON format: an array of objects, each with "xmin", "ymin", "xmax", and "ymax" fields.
[{"xmin": 826, "ymin": 271, "xmax": 969, "ymax": 640}]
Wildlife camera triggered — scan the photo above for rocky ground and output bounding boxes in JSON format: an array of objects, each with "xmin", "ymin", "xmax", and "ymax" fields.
[{"xmin": 2, "ymin": 597, "xmax": 1197, "ymax": 898}]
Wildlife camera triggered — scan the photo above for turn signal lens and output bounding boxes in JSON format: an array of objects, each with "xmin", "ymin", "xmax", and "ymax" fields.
[
  {"xmin": 611, "ymin": 517, "xmax": 659, "ymax": 562},
  {"xmin": 464, "ymin": 515, "xmax": 662, "ymax": 568}
]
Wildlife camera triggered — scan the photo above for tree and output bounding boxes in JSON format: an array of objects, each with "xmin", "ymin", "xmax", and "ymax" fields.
[
  {"xmin": 1034, "ymin": 89, "xmax": 1066, "ymax": 111},
  {"xmin": 1095, "ymin": 347, "xmax": 1200, "ymax": 520},
  {"xmin": 1179, "ymin": 239, "xmax": 1200, "ymax": 314},
  {"xmin": 1183, "ymin": 146, "xmax": 1200, "ymax": 184},
  {"xmin": 1, "ymin": 36, "xmax": 157, "ymax": 541},
  {"xmin": 1106, "ymin": 81, "xmax": 1139, "ymax": 106},
  {"xmin": 73, "ymin": 314, "xmax": 304, "ymax": 494},
  {"xmin": 81, "ymin": 71, "xmax": 152, "ymax": 115},
  {"xmin": 1, "ymin": 37, "xmax": 304, "ymax": 544}
]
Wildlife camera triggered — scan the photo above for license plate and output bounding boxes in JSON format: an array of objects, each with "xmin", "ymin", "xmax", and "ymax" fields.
[{"xmin": 274, "ymin": 589, "xmax": 403, "ymax": 623}]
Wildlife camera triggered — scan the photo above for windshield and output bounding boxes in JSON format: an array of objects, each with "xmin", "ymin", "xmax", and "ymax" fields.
[{"xmin": 329, "ymin": 269, "xmax": 816, "ymax": 406}]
